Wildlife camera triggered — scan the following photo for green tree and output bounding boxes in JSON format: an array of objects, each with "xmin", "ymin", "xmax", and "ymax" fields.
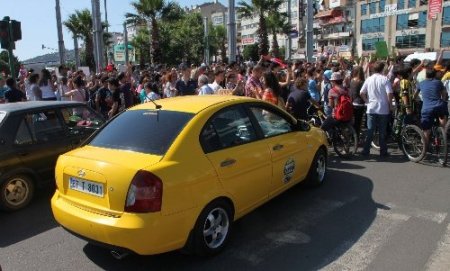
[
  {"xmin": 130, "ymin": 27, "xmax": 150, "ymax": 67},
  {"xmin": 0, "ymin": 51, "xmax": 20, "ymax": 75},
  {"xmin": 242, "ymin": 43, "xmax": 259, "ymax": 61},
  {"xmin": 64, "ymin": 9, "xmax": 95, "ymax": 71},
  {"xmin": 130, "ymin": 0, "xmax": 177, "ymax": 64},
  {"xmin": 267, "ymin": 9, "xmax": 290, "ymax": 58},
  {"xmin": 210, "ymin": 25, "xmax": 227, "ymax": 62}
]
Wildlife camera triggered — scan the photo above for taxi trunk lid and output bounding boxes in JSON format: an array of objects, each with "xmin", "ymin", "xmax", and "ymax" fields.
[{"xmin": 56, "ymin": 146, "xmax": 162, "ymax": 213}]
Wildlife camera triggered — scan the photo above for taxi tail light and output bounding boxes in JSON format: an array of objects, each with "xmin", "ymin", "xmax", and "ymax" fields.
[{"xmin": 125, "ymin": 170, "xmax": 163, "ymax": 213}]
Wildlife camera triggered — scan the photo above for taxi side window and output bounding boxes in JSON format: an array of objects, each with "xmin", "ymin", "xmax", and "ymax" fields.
[
  {"xmin": 201, "ymin": 107, "xmax": 257, "ymax": 153},
  {"xmin": 249, "ymin": 107, "xmax": 292, "ymax": 138}
]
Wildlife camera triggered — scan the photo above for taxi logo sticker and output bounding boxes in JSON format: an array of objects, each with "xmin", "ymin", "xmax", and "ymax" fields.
[{"xmin": 283, "ymin": 158, "xmax": 295, "ymax": 183}]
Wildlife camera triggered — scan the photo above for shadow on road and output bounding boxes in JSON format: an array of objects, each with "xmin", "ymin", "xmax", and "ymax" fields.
[
  {"xmin": 0, "ymin": 185, "xmax": 57, "ymax": 247},
  {"xmin": 82, "ymin": 168, "xmax": 386, "ymax": 271}
]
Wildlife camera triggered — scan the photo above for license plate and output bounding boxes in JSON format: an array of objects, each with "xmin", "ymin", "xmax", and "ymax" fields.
[{"xmin": 69, "ymin": 177, "xmax": 104, "ymax": 197}]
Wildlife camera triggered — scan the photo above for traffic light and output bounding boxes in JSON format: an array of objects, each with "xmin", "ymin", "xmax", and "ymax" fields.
[
  {"xmin": 0, "ymin": 20, "xmax": 10, "ymax": 49},
  {"xmin": 11, "ymin": 20, "xmax": 21, "ymax": 41}
]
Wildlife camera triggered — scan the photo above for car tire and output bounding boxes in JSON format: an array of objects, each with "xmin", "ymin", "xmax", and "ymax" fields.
[
  {"xmin": 191, "ymin": 199, "xmax": 233, "ymax": 256},
  {"xmin": 0, "ymin": 174, "xmax": 35, "ymax": 211},
  {"xmin": 305, "ymin": 148, "xmax": 327, "ymax": 187}
]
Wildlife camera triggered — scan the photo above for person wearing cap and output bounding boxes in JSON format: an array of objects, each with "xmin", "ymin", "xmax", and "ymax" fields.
[
  {"xmin": 414, "ymin": 67, "xmax": 448, "ymax": 149},
  {"xmin": 360, "ymin": 62, "xmax": 394, "ymax": 157},
  {"xmin": 321, "ymin": 72, "xmax": 351, "ymax": 132},
  {"xmin": 322, "ymin": 69, "xmax": 333, "ymax": 117},
  {"xmin": 175, "ymin": 64, "xmax": 197, "ymax": 96}
]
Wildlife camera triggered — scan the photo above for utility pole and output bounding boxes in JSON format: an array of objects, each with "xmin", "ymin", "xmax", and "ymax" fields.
[
  {"xmin": 204, "ymin": 17, "xmax": 210, "ymax": 65},
  {"xmin": 73, "ymin": 35, "xmax": 80, "ymax": 70},
  {"xmin": 91, "ymin": 0, "xmax": 104, "ymax": 72},
  {"xmin": 227, "ymin": 0, "xmax": 236, "ymax": 63},
  {"xmin": 104, "ymin": 0, "xmax": 108, "ymax": 33},
  {"xmin": 124, "ymin": 23, "xmax": 129, "ymax": 65},
  {"xmin": 306, "ymin": 0, "xmax": 314, "ymax": 62},
  {"xmin": 285, "ymin": 0, "xmax": 292, "ymax": 61},
  {"xmin": 55, "ymin": 0, "xmax": 65, "ymax": 65}
]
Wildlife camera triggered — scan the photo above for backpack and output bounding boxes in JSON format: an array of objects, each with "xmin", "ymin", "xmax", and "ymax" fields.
[{"xmin": 334, "ymin": 88, "xmax": 353, "ymax": 122}]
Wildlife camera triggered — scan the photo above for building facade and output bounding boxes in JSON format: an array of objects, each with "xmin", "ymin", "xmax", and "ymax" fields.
[{"xmin": 356, "ymin": 0, "xmax": 449, "ymax": 56}]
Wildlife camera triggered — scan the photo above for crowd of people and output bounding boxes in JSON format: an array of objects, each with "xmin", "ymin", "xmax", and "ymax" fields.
[{"xmin": 0, "ymin": 50, "xmax": 449, "ymax": 157}]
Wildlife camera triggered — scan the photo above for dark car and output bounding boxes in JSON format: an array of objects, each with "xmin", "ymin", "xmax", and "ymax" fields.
[{"xmin": 0, "ymin": 101, "xmax": 105, "ymax": 211}]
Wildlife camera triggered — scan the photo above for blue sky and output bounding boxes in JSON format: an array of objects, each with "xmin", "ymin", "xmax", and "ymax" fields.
[{"xmin": 1, "ymin": 0, "xmax": 226, "ymax": 61}]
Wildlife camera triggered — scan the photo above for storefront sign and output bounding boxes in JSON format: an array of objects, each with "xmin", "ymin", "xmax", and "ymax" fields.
[
  {"xmin": 113, "ymin": 44, "xmax": 135, "ymax": 63},
  {"xmin": 428, "ymin": 0, "xmax": 443, "ymax": 20},
  {"xmin": 370, "ymin": 4, "xmax": 413, "ymax": 19},
  {"xmin": 241, "ymin": 37, "xmax": 255, "ymax": 45},
  {"xmin": 361, "ymin": 32, "xmax": 384, "ymax": 39}
]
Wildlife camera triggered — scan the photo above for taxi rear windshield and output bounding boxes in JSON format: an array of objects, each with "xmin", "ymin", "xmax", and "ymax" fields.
[{"xmin": 89, "ymin": 109, "xmax": 194, "ymax": 155}]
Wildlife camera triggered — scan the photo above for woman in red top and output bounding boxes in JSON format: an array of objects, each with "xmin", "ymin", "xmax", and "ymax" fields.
[{"xmin": 262, "ymin": 71, "xmax": 285, "ymax": 109}]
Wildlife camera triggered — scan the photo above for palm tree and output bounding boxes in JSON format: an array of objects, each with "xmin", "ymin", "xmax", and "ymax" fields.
[
  {"xmin": 267, "ymin": 11, "xmax": 290, "ymax": 58},
  {"xmin": 64, "ymin": 9, "xmax": 95, "ymax": 71},
  {"xmin": 239, "ymin": 0, "xmax": 284, "ymax": 56},
  {"xmin": 212, "ymin": 25, "xmax": 228, "ymax": 62},
  {"xmin": 130, "ymin": 0, "xmax": 173, "ymax": 64}
]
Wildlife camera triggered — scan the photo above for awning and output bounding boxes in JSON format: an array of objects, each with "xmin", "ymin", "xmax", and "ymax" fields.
[{"xmin": 315, "ymin": 10, "xmax": 334, "ymax": 18}]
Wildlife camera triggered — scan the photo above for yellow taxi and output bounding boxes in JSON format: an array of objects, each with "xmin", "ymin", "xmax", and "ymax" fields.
[{"xmin": 51, "ymin": 95, "xmax": 328, "ymax": 257}]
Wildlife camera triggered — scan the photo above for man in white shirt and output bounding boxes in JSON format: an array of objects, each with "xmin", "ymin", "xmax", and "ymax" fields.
[
  {"xmin": 209, "ymin": 69, "xmax": 225, "ymax": 93},
  {"xmin": 360, "ymin": 62, "xmax": 394, "ymax": 157}
]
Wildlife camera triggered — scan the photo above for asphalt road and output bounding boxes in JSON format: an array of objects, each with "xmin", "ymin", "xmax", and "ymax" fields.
[{"xmin": 1, "ymin": 149, "xmax": 450, "ymax": 271}]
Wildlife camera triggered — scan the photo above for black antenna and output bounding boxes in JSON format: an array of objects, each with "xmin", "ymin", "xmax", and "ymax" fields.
[{"xmin": 149, "ymin": 99, "xmax": 162, "ymax": 110}]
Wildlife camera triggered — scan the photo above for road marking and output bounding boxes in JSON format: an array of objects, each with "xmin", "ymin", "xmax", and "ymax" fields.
[
  {"xmin": 321, "ymin": 209, "xmax": 410, "ymax": 271},
  {"xmin": 425, "ymin": 223, "xmax": 450, "ymax": 271},
  {"xmin": 385, "ymin": 203, "xmax": 448, "ymax": 224},
  {"xmin": 231, "ymin": 197, "xmax": 358, "ymax": 265}
]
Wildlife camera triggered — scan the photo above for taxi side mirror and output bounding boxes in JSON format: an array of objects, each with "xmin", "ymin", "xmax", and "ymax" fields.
[{"xmin": 294, "ymin": 120, "xmax": 311, "ymax": 132}]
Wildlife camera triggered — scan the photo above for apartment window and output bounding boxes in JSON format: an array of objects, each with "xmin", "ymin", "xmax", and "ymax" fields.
[
  {"xmin": 443, "ymin": 7, "xmax": 450, "ymax": 25},
  {"xmin": 362, "ymin": 38, "xmax": 382, "ymax": 50},
  {"xmin": 395, "ymin": 34, "xmax": 426, "ymax": 48},
  {"xmin": 369, "ymin": 2, "xmax": 377, "ymax": 14},
  {"xmin": 361, "ymin": 4, "xmax": 367, "ymax": 16},
  {"xmin": 379, "ymin": 0, "xmax": 385, "ymax": 11},
  {"xmin": 408, "ymin": 0, "xmax": 416, "ymax": 8},
  {"xmin": 397, "ymin": 0, "xmax": 405, "ymax": 9},
  {"xmin": 419, "ymin": 0, "xmax": 428, "ymax": 5},
  {"xmin": 441, "ymin": 32, "xmax": 450, "ymax": 47},
  {"xmin": 291, "ymin": 0, "xmax": 297, "ymax": 7},
  {"xmin": 397, "ymin": 12, "xmax": 427, "ymax": 30},
  {"xmin": 361, "ymin": 18, "xmax": 385, "ymax": 34}
]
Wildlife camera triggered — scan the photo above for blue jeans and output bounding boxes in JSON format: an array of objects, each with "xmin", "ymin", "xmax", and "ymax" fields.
[{"xmin": 363, "ymin": 114, "xmax": 390, "ymax": 155}]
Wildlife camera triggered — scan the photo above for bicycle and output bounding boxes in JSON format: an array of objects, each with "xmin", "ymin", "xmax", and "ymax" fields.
[
  {"xmin": 309, "ymin": 109, "xmax": 358, "ymax": 159},
  {"xmin": 401, "ymin": 118, "xmax": 447, "ymax": 165}
]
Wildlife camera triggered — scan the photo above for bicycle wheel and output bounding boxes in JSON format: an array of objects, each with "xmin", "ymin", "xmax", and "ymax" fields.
[
  {"xmin": 333, "ymin": 123, "xmax": 358, "ymax": 159},
  {"xmin": 371, "ymin": 131, "xmax": 380, "ymax": 150},
  {"xmin": 432, "ymin": 127, "xmax": 447, "ymax": 166},
  {"xmin": 400, "ymin": 125, "xmax": 426, "ymax": 162}
]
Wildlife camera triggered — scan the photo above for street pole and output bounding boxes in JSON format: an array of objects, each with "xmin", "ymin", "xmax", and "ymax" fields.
[
  {"xmin": 3, "ymin": 16, "xmax": 16, "ymax": 78},
  {"xmin": 91, "ymin": 0, "xmax": 104, "ymax": 72},
  {"xmin": 73, "ymin": 35, "xmax": 80, "ymax": 70},
  {"xmin": 306, "ymin": 0, "xmax": 314, "ymax": 62},
  {"xmin": 286, "ymin": 0, "xmax": 292, "ymax": 61},
  {"xmin": 124, "ymin": 23, "xmax": 129, "ymax": 65},
  {"xmin": 55, "ymin": 0, "xmax": 65, "ymax": 65},
  {"xmin": 204, "ymin": 17, "xmax": 209, "ymax": 65},
  {"xmin": 227, "ymin": 0, "xmax": 236, "ymax": 63},
  {"xmin": 104, "ymin": 0, "xmax": 108, "ymax": 33}
]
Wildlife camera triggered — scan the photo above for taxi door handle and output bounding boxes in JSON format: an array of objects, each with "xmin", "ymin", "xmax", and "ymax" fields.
[
  {"xmin": 220, "ymin": 159, "xmax": 236, "ymax": 167},
  {"xmin": 273, "ymin": 144, "xmax": 284, "ymax": 151}
]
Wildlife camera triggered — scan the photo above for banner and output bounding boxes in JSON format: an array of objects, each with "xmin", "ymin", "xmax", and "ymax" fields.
[
  {"xmin": 428, "ymin": 0, "xmax": 442, "ymax": 20},
  {"xmin": 375, "ymin": 41, "xmax": 389, "ymax": 58}
]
